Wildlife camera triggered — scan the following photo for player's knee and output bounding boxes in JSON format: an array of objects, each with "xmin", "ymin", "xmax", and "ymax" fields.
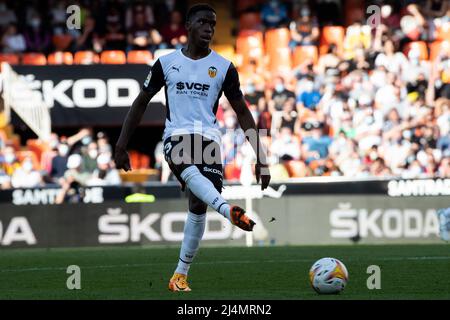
[{"xmin": 180, "ymin": 165, "xmax": 199, "ymax": 184}]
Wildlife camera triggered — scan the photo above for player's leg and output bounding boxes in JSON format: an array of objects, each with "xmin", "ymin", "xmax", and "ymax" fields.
[
  {"xmin": 164, "ymin": 134, "xmax": 255, "ymax": 229},
  {"xmin": 169, "ymin": 192, "xmax": 206, "ymax": 292},
  {"xmin": 180, "ymin": 149, "xmax": 255, "ymax": 232},
  {"xmin": 179, "ymin": 165, "xmax": 232, "ymax": 219}
]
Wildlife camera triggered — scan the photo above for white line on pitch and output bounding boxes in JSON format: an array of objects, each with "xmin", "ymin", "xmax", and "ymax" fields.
[{"xmin": 1, "ymin": 256, "xmax": 449, "ymax": 273}]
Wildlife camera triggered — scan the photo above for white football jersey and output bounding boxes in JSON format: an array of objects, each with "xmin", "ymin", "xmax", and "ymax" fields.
[{"xmin": 143, "ymin": 49, "xmax": 243, "ymax": 143}]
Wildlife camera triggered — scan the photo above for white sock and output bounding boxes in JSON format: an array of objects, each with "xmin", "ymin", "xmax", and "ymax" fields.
[
  {"xmin": 180, "ymin": 166, "xmax": 231, "ymax": 220},
  {"xmin": 175, "ymin": 211, "xmax": 206, "ymax": 275}
]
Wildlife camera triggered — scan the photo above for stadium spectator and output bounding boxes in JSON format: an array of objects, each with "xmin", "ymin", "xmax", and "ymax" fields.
[
  {"xmin": 380, "ymin": 3, "xmax": 401, "ymax": 30},
  {"xmin": 102, "ymin": 6, "xmax": 126, "ymax": 51},
  {"xmin": 273, "ymin": 99, "xmax": 298, "ymax": 133},
  {"xmin": 24, "ymin": 12, "xmax": 51, "ymax": 53},
  {"xmin": 81, "ymin": 141, "xmax": 99, "ymax": 174},
  {"xmin": 269, "ymin": 77, "xmax": 296, "ymax": 112},
  {"xmin": 317, "ymin": 43, "xmax": 340, "ymax": 75},
  {"xmin": 11, "ymin": 156, "xmax": 42, "ymax": 188},
  {"xmin": 270, "ymin": 126, "xmax": 301, "ymax": 161},
  {"xmin": 153, "ymin": 0, "xmax": 187, "ymax": 29},
  {"xmin": 343, "ymin": 21, "xmax": 372, "ymax": 58},
  {"xmin": 423, "ymin": 0, "xmax": 449, "ymax": 39},
  {"xmin": 50, "ymin": 0, "xmax": 69, "ymax": 35},
  {"xmin": 261, "ymin": 0, "xmax": 289, "ymax": 29},
  {"xmin": 49, "ymin": 142, "xmax": 69, "ymax": 182},
  {"xmin": 126, "ymin": 9, "xmax": 162, "ymax": 52},
  {"xmin": 402, "ymin": 3, "xmax": 427, "ymax": 42},
  {"xmin": 374, "ymin": 39, "xmax": 408, "ymax": 75},
  {"xmin": 55, "ymin": 154, "xmax": 91, "ymax": 204},
  {"xmin": 1, "ymin": 146, "xmax": 20, "ymax": 177},
  {"xmin": 244, "ymin": 81, "xmax": 265, "ymax": 108},
  {"xmin": 1, "ymin": 23, "xmax": 26, "ymax": 53},
  {"xmin": 75, "ymin": 15, "xmax": 102, "ymax": 52},
  {"xmin": 0, "ymin": 0, "xmax": 17, "ymax": 29},
  {"xmin": 97, "ymin": 131, "xmax": 113, "ymax": 157},
  {"xmin": 160, "ymin": 10, "xmax": 187, "ymax": 49},
  {"xmin": 301, "ymin": 120, "xmax": 332, "ymax": 163},
  {"xmin": 296, "ymin": 77, "xmax": 322, "ymax": 110},
  {"xmin": 87, "ymin": 153, "xmax": 121, "ymax": 186},
  {"xmin": 289, "ymin": 5, "xmax": 319, "ymax": 47},
  {"xmin": 125, "ymin": 1, "xmax": 155, "ymax": 30},
  {"xmin": 2, "ymin": 0, "xmax": 449, "ymax": 184}
]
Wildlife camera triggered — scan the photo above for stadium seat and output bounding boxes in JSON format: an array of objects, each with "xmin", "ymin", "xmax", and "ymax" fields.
[
  {"xmin": 140, "ymin": 153, "xmax": 150, "ymax": 169},
  {"xmin": 100, "ymin": 50, "xmax": 127, "ymax": 64},
  {"xmin": 268, "ymin": 47, "xmax": 292, "ymax": 74},
  {"xmin": 320, "ymin": 26, "xmax": 345, "ymax": 54},
  {"xmin": 48, "ymin": 52, "xmax": 73, "ymax": 65},
  {"xmin": 16, "ymin": 150, "xmax": 41, "ymax": 170},
  {"xmin": 436, "ymin": 22, "xmax": 450, "ymax": 41},
  {"xmin": 429, "ymin": 41, "xmax": 450, "ymax": 61},
  {"xmin": 235, "ymin": 0, "xmax": 262, "ymax": 13},
  {"xmin": 239, "ymin": 12, "xmax": 262, "ymax": 30},
  {"xmin": 322, "ymin": 26, "xmax": 345, "ymax": 45},
  {"xmin": 265, "ymin": 28, "xmax": 292, "ymax": 74},
  {"xmin": 403, "ymin": 41, "xmax": 428, "ymax": 60},
  {"xmin": 293, "ymin": 45, "xmax": 318, "ymax": 66},
  {"xmin": 0, "ymin": 53, "xmax": 19, "ymax": 65},
  {"xmin": 52, "ymin": 34, "xmax": 73, "ymax": 51},
  {"xmin": 128, "ymin": 150, "xmax": 151, "ymax": 169},
  {"xmin": 22, "ymin": 53, "xmax": 47, "ymax": 65},
  {"xmin": 74, "ymin": 51, "xmax": 100, "ymax": 64},
  {"xmin": 127, "ymin": 50, "xmax": 153, "ymax": 64},
  {"xmin": 285, "ymin": 160, "xmax": 307, "ymax": 178},
  {"xmin": 265, "ymin": 28, "xmax": 291, "ymax": 53},
  {"xmin": 26, "ymin": 139, "xmax": 49, "ymax": 163},
  {"xmin": 236, "ymin": 30, "xmax": 264, "ymax": 67}
]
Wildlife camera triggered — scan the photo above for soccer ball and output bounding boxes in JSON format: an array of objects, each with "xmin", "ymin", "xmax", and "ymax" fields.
[{"xmin": 309, "ymin": 257, "xmax": 348, "ymax": 294}]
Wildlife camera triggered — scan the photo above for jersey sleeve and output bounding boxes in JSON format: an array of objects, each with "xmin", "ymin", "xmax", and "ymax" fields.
[
  {"xmin": 222, "ymin": 63, "xmax": 244, "ymax": 102},
  {"xmin": 142, "ymin": 59, "xmax": 165, "ymax": 93}
]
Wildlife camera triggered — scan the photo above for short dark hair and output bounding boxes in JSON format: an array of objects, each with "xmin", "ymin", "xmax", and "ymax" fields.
[{"xmin": 186, "ymin": 3, "xmax": 216, "ymax": 22}]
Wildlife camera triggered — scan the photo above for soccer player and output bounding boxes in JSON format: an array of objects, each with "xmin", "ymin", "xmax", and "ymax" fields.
[{"xmin": 114, "ymin": 4, "xmax": 271, "ymax": 292}]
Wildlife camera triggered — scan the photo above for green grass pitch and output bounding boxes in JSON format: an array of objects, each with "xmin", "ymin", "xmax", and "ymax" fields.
[{"xmin": 0, "ymin": 244, "xmax": 449, "ymax": 299}]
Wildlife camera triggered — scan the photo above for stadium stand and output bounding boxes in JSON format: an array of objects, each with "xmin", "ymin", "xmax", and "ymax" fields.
[
  {"xmin": 73, "ymin": 50, "xmax": 100, "ymax": 64},
  {"xmin": 100, "ymin": 50, "xmax": 127, "ymax": 64},
  {"xmin": 22, "ymin": 53, "xmax": 47, "ymax": 65},
  {"xmin": 0, "ymin": 53, "xmax": 19, "ymax": 65},
  {"xmin": 0, "ymin": 0, "xmax": 449, "ymax": 190},
  {"xmin": 127, "ymin": 50, "xmax": 153, "ymax": 64},
  {"xmin": 47, "ymin": 51, "xmax": 73, "ymax": 65}
]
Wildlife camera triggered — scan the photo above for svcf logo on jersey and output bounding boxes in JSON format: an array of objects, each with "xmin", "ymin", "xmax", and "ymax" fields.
[{"xmin": 208, "ymin": 66, "xmax": 217, "ymax": 78}]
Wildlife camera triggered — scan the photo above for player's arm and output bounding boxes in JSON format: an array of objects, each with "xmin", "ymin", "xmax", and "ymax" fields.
[
  {"xmin": 224, "ymin": 63, "xmax": 271, "ymax": 190},
  {"xmin": 115, "ymin": 60, "xmax": 165, "ymax": 171}
]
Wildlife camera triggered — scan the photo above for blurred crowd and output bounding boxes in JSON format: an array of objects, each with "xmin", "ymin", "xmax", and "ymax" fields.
[
  {"xmin": 0, "ymin": 0, "xmax": 449, "ymax": 187},
  {"xmin": 0, "ymin": 128, "xmax": 121, "ymax": 202},
  {"xmin": 209, "ymin": 0, "xmax": 449, "ymax": 181},
  {"xmin": 0, "ymin": 0, "xmax": 188, "ymax": 54}
]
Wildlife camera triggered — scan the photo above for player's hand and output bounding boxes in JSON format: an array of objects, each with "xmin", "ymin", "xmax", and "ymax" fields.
[
  {"xmin": 114, "ymin": 145, "xmax": 131, "ymax": 172},
  {"xmin": 255, "ymin": 163, "xmax": 270, "ymax": 190}
]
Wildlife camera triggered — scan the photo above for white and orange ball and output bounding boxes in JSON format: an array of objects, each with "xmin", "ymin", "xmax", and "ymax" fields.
[{"xmin": 309, "ymin": 258, "xmax": 349, "ymax": 294}]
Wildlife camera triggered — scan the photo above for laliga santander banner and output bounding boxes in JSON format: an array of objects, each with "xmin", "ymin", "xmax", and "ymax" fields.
[{"xmin": 8, "ymin": 64, "xmax": 166, "ymax": 127}]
